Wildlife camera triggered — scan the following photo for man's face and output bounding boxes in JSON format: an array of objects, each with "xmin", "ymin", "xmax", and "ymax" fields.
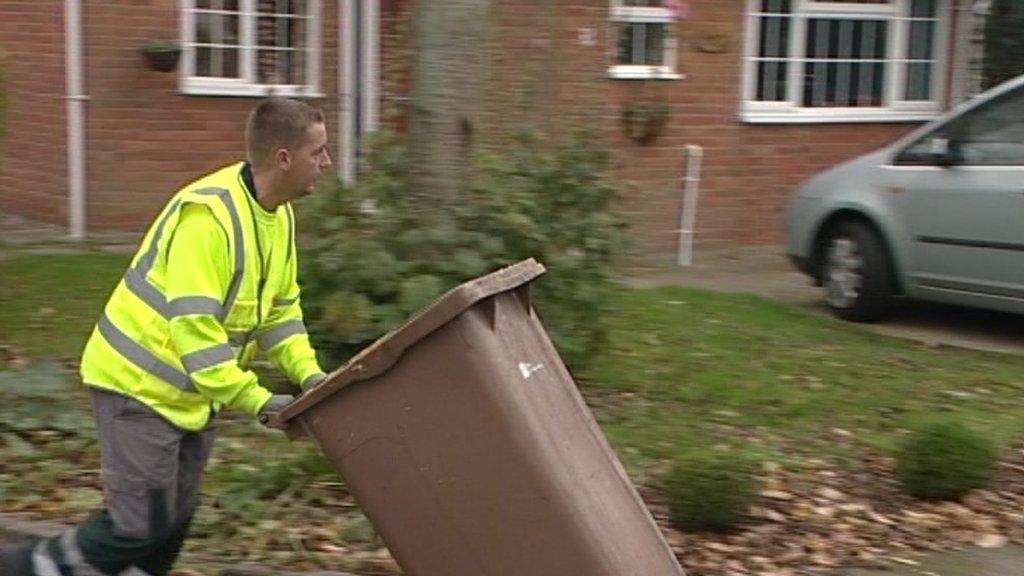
[{"xmin": 284, "ymin": 122, "xmax": 331, "ymax": 199}]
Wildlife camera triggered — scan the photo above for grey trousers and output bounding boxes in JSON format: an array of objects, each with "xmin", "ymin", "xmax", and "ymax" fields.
[{"xmin": 7, "ymin": 388, "xmax": 216, "ymax": 576}]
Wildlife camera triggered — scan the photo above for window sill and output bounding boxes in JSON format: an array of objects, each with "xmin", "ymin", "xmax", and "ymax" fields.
[
  {"xmin": 740, "ymin": 108, "xmax": 941, "ymax": 124},
  {"xmin": 180, "ymin": 78, "xmax": 324, "ymax": 98},
  {"xmin": 607, "ymin": 66, "xmax": 683, "ymax": 81}
]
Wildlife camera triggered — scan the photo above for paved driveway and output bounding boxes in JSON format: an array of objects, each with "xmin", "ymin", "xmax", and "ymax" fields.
[{"xmin": 627, "ymin": 246, "xmax": 1024, "ymax": 356}]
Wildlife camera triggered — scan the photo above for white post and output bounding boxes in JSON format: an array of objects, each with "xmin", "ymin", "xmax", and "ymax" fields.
[
  {"xmin": 65, "ymin": 0, "xmax": 87, "ymax": 240},
  {"xmin": 339, "ymin": 0, "xmax": 357, "ymax": 185},
  {"xmin": 362, "ymin": 0, "xmax": 380, "ymax": 133},
  {"xmin": 677, "ymin": 144, "xmax": 704, "ymax": 266}
]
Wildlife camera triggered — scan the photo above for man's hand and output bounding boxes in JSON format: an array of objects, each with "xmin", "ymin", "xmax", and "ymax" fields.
[{"xmin": 258, "ymin": 394, "xmax": 293, "ymax": 427}]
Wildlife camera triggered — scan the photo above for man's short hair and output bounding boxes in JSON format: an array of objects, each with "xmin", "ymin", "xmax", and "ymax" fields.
[{"xmin": 245, "ymin": 98, "xmax": 325, "ymax": 164}]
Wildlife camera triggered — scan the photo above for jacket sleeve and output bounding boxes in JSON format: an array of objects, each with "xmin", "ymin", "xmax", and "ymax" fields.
[
  {"xmin": 255, "ymin": 206, "xmax": 326, "ymax": 391},
  {"xmin": 165, "ymin": 204, "xmax": 273, "ymax": 416}
]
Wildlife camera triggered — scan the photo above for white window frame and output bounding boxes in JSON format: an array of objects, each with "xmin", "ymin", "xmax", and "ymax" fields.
[
  {"xmin": 180, "ymin": 0, "xmax": 323, "ymax": 97},
  {"xmin": 608, "ymin": 2, "xmax": 682, "ymax": 80},
  {"xmin": 741, "ymin": 0, "xmax": 950, "ymax": 123}
]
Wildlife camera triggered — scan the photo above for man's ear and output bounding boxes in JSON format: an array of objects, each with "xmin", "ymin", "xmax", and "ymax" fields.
[{"xmin": 274, "ymin": 148, "xmax": 291, "ymax": 170}]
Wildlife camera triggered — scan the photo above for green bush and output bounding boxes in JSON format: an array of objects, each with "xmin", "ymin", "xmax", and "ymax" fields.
[
  {"xmin": 298, "ymin": 129, "xmax": 627, "ymax": 369},
  {"xmin": 983, "ymin": 0, "xmax": 1024, "ymax": 91},
  {"xmin": 895, "ymin": 418, "xmax": 997, "ymax": 501},
  {"xmin": 665, "ymin": 450, "xmax": 759, "ymax": 533}
]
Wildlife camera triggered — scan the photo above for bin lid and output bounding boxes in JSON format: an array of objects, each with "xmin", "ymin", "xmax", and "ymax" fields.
[{"xmin": 278, "ymin": 258, "xmax": 546, "ymax": 425}]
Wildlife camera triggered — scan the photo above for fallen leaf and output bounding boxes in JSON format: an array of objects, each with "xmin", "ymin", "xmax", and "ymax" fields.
[
  {"xmin": 867, "ymin": 511, "xmax": 895, "ymax": 526},
  {"xmin": 818, "ymin": 487, "xmax": 846, "ymax": 501},
  {"xmin": 976, "ymin": 533, "xmax": 1008, "ymax": 548}
]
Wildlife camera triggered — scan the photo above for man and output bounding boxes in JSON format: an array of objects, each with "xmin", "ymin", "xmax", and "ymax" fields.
[{"xmin": 2, "ymin": 98, "xmax": 333, "ymax": 575}]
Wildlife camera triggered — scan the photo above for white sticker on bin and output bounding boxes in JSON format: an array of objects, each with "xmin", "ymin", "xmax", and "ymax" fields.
[{"xmin": 518, "ymin": 362, "xmax": 544, "ymax": 379}]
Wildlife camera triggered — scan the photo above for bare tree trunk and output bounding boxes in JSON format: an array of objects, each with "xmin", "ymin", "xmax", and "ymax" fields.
[{"xmin": 406, "ymin": 0, "xmax": 495, "ymax": 216}]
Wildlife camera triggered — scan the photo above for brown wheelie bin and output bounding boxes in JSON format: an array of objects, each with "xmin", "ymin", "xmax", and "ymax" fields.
[{"xmin": 276, "ymin": 258, "xmax": 685, "ymax": 576}]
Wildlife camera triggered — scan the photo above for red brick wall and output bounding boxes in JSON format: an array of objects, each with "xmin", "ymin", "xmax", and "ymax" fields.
[
  {"xmin": 612, "ymin": 1, "xmax": 915, "ymax": 253},
  {"xmin": 0, "ymin": 0, "xmax": 340, "ymax": 232},
  {"xmin": 2, "ymin": 0, "xmax": 925, "ymax": 256},
  {"xmin": 82, "ymin": 0, "xmax": 340, "ymax": 231},
  {"xmin": 380, "ymin": 0, "xmax": 920, "ymax": 258},
  {"xmin": 0, "ymin": 1, "xmax": 68, "ymax": 223}
]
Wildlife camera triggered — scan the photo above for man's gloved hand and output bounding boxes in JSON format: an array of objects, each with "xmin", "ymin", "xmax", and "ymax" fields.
[{"xmin": 258, "ymin": 394, "xmax": 293, "ymax": 427}]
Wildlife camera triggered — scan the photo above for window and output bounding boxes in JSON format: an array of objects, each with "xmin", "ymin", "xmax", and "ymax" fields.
[
  {"xmin": 742, "ymin": 0, "xmax": 948, "ymax": 122},
  {"xmin": 182, "ymin": 0, "xmax": 322, "ymax": 97},
  {"xmin": 609, "ymin": 1, "xmax": 681, "ymax": 80},
  {"xmin": 896, "ymin": 85, "xmax": 1024, "ymax": 166}
]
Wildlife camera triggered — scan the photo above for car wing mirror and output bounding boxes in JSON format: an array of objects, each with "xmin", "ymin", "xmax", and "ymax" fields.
[{"xmin": 929, "ymin": 136, "xmax": 962, "ymax": 168}]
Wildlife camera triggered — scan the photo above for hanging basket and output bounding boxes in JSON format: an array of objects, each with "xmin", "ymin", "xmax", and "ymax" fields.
[
  {"xmin": 140, "ymin": 42, "xmax": 181, "ymax": 72},
  {"xmin": 621, "ymin": 102, "xmax": 670, "ymax": 144}
]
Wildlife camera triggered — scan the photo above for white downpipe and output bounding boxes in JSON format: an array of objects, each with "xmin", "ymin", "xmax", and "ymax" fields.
[
  {"xmin": 676, "ymin": 145, "xmax": 703, "ymax": 267},
  {"xmin": 361, "ymin": 0, "xmax": 380, "ymax": 133},
  {"xmin": 64, "ymin": 0, "xmax": 87, "ymax": 240},
  {"xmin": 339, "ymin": 0, "xmax": 357, "ymax": 185}
]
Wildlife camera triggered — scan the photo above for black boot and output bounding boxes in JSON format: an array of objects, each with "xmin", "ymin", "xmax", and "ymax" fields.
[{"xmin": 0, "ymin": 540, "xmax": 39, "ymax": 576}]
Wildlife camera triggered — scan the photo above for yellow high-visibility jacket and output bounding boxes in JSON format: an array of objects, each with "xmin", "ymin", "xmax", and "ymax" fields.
[{"xmin": 80, "ymin": 162, "xmax": 326, "ymax": 431}]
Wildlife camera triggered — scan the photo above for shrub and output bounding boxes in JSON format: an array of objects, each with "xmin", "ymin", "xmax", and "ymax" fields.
[
  {"xmin": 983, "ymin": 0, "xmax": 1024, "ymax": 91},
  {"xmin": 298, "ymin": 129, "xmax": 627, "ymax": 369},
  {"xmin": 665, "ymin": 450, "xmax": 759, "ymax": 533},
  {"xmin": 895, "ymin": 418, "xmax": 997, "ymax": 501}
]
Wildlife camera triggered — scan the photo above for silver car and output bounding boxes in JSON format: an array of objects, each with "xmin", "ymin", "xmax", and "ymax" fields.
[{"xmin": 786, "ymin": 74, "xmax": 1024, "ymax": 321}]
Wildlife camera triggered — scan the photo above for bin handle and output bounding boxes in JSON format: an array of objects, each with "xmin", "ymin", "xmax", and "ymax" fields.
[
  {"xmin": 260, "ymin": 411, "xmax": 289, "ymax": 430},
  {"xmin": 278, "ymin": 258, "xmax": 546, "ymax": 428}
]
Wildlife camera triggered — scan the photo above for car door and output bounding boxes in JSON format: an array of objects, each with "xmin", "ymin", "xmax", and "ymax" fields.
[{"xmin": 888, "ymin": 84, "xmax": 1024, "ymax": 302}]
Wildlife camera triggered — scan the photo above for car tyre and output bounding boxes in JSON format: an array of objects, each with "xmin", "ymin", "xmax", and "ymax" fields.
[{"xmin": 820, "ymin": 221, "xmax": 892, "ymax": 322}]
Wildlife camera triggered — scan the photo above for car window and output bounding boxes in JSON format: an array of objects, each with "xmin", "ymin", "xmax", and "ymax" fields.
[{"xmin": 895, "ymin": 85, "xmax": 1024, "ymax": 166}]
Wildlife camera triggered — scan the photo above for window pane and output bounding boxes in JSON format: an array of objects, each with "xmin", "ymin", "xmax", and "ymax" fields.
[
  {"xmin": 195, "ymin": 0, "xmax": 212, "ymax": 8},
  {"xmin": 861, "ymin": 19, "xmax": 886, "ymax": 59},
  {"xmin": 854, "ymin": 62, "xmax": 885, "ymax": 106},
  {"xmin": 760, "ymin": 0, "xmax": 791, "ymax": 13},
  {"xmin": 757, "ymin": 61, "xmax": 788, "ymax": 101},
  {"xmin": 803, "ymin": 18, "xmax": 887, "ymax": 107},
  {"xmin": 759, "ymin": 15, "xmax": 789, "ymax": 58},
  {"xmin": 906, "ymin": 62, "xmax": 931, "ymax": 100},
  {"xmin": 257, "ymin": 15, "xmax": 277, "ymax": 46},
  {"xmin": 644, "ymin": 23, "xmax": 665, "ymax": 65},
  {"xmin": 224, "ymin": 14, "xmax": 239, "ymax": 45},
  {"xmin": 257, "ymin": 49, "xmax": 279, "ymax": 83},
  {"xmin": 196, "ymin": 47, "xmax": 213, "ymax": 76},
  {"xmin": 616, "ymin": 23, "xmax": 664, "ymax": 66},
  {"xmin": 253, "ymin": 0, "xmax": 312, "ymax": 84},
  {"xmin": 622, "ymin": 0, "xmax": 661, "ymax": 6},
  {"xmin": 908, "ymin": 21, "xmax": 934, "ymax": 60},
  {"xmin": 196, "ymin": 12, "xmax": 212, "ymax": 44},
  {"xmin": 223, "ymin": 47, "xmax": 239, "ymax": 78},
  {"xmin": 223, "ymin": 0, "xmax": 239, "ymax": 10},
  {"xmin": 910, "ymin": 0, "xmax": 936, "ymax": 18},
  {"xmin": 810, "ymin": 0, "xmax": 890, "ymax": 3}
]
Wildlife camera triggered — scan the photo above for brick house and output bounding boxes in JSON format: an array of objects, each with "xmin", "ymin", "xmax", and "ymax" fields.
[{"xmin": 0, "ymin": 1, "xmax": 985, "ymax": 260}]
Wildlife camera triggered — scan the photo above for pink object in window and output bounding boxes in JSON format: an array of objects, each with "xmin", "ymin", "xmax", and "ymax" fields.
[{"xmin": 662, "ymin": 0, "xmax": 690, "ymax": 19}]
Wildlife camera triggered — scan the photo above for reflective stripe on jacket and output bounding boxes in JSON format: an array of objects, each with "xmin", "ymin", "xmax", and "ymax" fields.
[{"xmin": 80, "ymin": 162, "xmax": 325, "ymax": 431}]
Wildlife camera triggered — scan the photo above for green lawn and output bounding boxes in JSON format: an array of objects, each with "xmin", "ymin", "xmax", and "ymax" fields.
[
  {"xmin": 2, "ymin": 251, "xmax": 1024, "ymax": 571},
  {"xmin": 3, "ymin": 250, "xmax": 1023, "ymax": 461},
  {"xmin": 0, "ymin": 251, "xmax": 130, "ymax": 359},
  {"xmin": 585, "ymin": 287, "xmax": 1024, "ymax": 471}
]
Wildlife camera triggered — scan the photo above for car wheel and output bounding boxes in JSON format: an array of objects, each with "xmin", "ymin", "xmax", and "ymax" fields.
[{"xmin": 820, "ymin": 221, "xmax": 892, "ymax": 322}]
